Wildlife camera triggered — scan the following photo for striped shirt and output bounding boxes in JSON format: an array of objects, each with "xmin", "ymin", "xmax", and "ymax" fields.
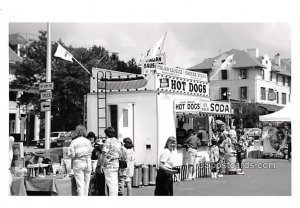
[{"xmin": 68, "ymin": 136, "xmax": 93, "ymax": 159}]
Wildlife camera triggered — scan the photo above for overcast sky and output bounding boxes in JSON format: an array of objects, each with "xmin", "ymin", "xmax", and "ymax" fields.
[{"xmin": 9, "ymin": 23, "xmax": 291, "ymax": 68}]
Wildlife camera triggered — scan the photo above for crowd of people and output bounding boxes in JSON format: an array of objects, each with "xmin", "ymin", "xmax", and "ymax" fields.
[
  {"xmin": 9, "ymin": 120, "xmax": 289, "ymax": 196},
  {"xmin": 65, "ymin": 125, "xmax": 135, "ymax": 196},
  {"xmin": 175, "ymin": 121, "xmax": 248, "ymax": 180}
]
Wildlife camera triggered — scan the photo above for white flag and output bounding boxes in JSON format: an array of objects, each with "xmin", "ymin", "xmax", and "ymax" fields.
[
  {"xmin": 143, "ymin": 34, "xmax": 166, "ymax": 59},
  {"xmin": 54, "ymin": 43, "xmax": 73, "ymax": 62}
]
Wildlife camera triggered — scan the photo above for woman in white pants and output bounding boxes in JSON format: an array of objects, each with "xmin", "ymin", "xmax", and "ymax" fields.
[
  {"xmin": 100, "ymin": 127, "xmax": 122, "ymax": 196},
  {"xmin": 68, "ymin": 125, "xmax": 93, "ymax": 196}
]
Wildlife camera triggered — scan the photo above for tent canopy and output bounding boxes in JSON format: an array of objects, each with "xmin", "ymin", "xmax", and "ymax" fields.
[{"xmin": 259, "ymin": 104, "xmax": 291, "ymax": 122}]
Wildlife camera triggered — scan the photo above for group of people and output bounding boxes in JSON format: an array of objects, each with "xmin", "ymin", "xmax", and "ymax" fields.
[
  {"xmin": 154, "ymin": 122, "xmax": 249, "ymax": 196},
  {"xmin": 209, "ymin": 125, "xmax": 247, "ymax": 178},
  {"xmin": 67, "ymin": 125, "xmax": 135, "ymax": 196}
]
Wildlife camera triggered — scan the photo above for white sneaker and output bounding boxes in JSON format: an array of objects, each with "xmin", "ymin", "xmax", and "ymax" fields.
[
  {"xmin": 218, "ymin": 174, "xmax": 223, "ymax": 178},
  {"xmin": 237, "ymin": 171, "xmax": 245, "ymax": 175}
]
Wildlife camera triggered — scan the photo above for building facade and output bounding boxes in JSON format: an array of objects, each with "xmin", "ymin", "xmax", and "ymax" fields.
[
  {"xmin": 188, "ymin": 48, "xmax": 291, "ymax": 113},
  {"xmin": 9, "ymin": 33, "xmax": 40, "ymax": 142}
]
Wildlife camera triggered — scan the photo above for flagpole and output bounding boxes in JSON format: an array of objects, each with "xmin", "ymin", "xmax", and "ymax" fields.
[
  {"xmin": 45, "ymin": 22, "xmax": 51, "ymax": 150},
  {"xmin": 72, "ymin": 56, "xmax": 92, "ymax": 76}
]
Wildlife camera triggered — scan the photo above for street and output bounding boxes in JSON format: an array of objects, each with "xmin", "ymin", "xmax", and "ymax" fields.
[{"xmin": 131, "ymin": 159, "xmax": 291, "ymax": 196}]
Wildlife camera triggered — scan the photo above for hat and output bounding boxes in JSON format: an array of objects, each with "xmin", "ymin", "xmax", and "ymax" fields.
[{"xmin": 223, "ymin": 131, "xmax": 229, "ymax": 135}]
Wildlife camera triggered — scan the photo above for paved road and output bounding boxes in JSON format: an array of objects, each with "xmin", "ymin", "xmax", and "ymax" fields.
[
  {"xmin": 23, "ymin": 146, "xmax": 291, "ymax": 196},
  {"xmin": 131, "ymin": 159, "xmax": 291, "ymax": 196}
]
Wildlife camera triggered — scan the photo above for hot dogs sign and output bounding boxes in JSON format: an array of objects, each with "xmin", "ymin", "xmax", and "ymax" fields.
[
  {"xmin": 174, "ymin": 99, "xmax": 231, "ymax": 115},
  {"xmin": 156, "ymin": 64, "xmax": 209, "ymax": 97}
]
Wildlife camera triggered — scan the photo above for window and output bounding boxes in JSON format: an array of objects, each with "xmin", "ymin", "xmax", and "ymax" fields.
[
  {"xmin": 221, "ymin": 70, "xmax": 228, "ymax": 80},
  {"xmin": 270, "ymin": 72, "xmax": 273, "ymax": 81},
  {"xmin": 268, "ymin": 89, "xmax": 276, "ymax": 101},
  {"xmin": 261, "ymin": 69, "xmax": 265, "ymax": 80},
  {"xmin": 221, "ymin": 88, "xmax": 229, "ymax": 100},
  {"xmin": 9, "ymin": 91, "xmax": 17, "ymax": 101},
  {"xmin": 240, "ymin": 69, "xmax": 248, "ymax": 79},
  {"xmin": 123, "ymin": 109, "xmax": 128, "ymax": 127},
  {"xmin": 261, "ymin": 87, "xmax": 266, "ymax": 100},
  {"xmin": 277, "ymin": 92, "xmax": 279, "ymax": 104},
  {"xmin": 288, "ymin": 78, "xmax": 291, "ymax": 87},
  {"xmin": 282, "ymin": 93, "xmax": 286, "ymax": 105},
  {"xmin": 240, "ymin": 87, "xmax": 248, "ymax": 100},
  {"xmin": 282, "ymin": 77, "xmax": 286, "ymax": 86}
]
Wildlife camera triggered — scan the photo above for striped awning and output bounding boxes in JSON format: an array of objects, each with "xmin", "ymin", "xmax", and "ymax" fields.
[{"xmin": 97, "ymin": 76, "xmax": 147, "ymax": 90}]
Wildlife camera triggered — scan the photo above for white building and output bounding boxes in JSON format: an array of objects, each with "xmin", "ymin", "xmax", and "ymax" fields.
[{"xmin": 189, "ymin": 48, "xmax": 291, "ymax": 113}]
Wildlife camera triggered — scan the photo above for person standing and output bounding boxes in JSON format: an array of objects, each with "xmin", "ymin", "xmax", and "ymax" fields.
[
  {"xmin": 235, "ymin": 129, "xmax": 247, "ymax": 175},
  {"xmin": 185, "ymin": 129, "xmax": 198, "ymax": 180},
  {"xmin": 119, "ymin": 137, "xmax": 135, "ymax": 196},
  {"xmin": 100, "ymin": 127, "xmax": 122, "ymax": 196},
  {"xmin": 154, "ymin": 136, "xmax": 178, "ymax": 196},
  {"xmin": 68, "ymin": 125, "xmax": 93, "ymax": 196},
  {"xmin": 209, "ymin": 138, "xmax": 219, "ymax": 178},
  {"xmin": 94, "ymin": 142, "xmax": 106, "ymax": 196},
  {"xmin": 176, "ymin": 121, "xmax": 187, "ymax": 148},
  {"xmin": 9, "ymin": 136, "xmax": 14, "ymax": 195}
]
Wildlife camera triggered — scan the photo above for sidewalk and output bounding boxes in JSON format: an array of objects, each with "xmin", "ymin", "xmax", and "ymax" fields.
[{"xmin": 131, "ymin": 159, "xmax": 291, "ymax": 196}]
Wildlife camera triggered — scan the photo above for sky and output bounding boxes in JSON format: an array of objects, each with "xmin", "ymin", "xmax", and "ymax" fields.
[{"xmin": 9, "ymin": 23, "xmax": 291, "ymax": 69}]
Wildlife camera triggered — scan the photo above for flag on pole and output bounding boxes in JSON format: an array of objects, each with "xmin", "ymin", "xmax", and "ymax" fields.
[
  {"xmin": 54, "ymin": 43, "xmax": 73, "ymax": 62},
  {"xmin": 143, "ymin": 33, "xmax": 167, "ymax": 60}
]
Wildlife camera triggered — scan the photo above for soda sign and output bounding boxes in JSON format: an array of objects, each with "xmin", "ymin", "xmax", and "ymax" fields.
[{"xmin": 174, "ymin": 100, "xmax": 231, "ymax": 115}]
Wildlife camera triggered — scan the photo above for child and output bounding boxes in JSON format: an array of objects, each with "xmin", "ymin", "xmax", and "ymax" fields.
[
  {"xmin": 123, "ymin": 137, "xmax": 135, "ymax": 196},
  {"xmin": 209, "ymin": 138, "xmax": 219, "ymax": 178}
]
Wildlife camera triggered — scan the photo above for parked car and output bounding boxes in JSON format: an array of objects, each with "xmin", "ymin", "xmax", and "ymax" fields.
[
  {"xmin": 56, "ymin": 131, "xmax": 77, "ymax": 147},
  {"xmin": 36, "ymin": 131, "xmax": 68, "ymax": 148},
  {"xmin": 244, "ymin": 128, "xmax": 262, "ymax": 140}
]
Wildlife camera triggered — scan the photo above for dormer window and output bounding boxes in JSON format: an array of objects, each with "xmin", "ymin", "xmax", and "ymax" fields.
[{"xmin": 240, "ymin": 69, "xmax": 248, "ymax": 79}]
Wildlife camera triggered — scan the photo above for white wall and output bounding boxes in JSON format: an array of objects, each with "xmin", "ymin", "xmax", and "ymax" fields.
[{"xmin": 87, "ymin": 91, "xmax": 158, "ymax": 165}]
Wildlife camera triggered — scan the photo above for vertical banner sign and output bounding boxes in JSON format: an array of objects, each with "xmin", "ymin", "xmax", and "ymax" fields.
[{"xmin": 142, "ymin": 54, "xmax": 166, "ymax": 75}]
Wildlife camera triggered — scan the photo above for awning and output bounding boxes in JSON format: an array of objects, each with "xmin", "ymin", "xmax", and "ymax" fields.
[
  {"xmin": 97, "ymin": 76, "xmax": 147, "ymax": 90},
  {"xmin": 259, "ymin": 104, "xmax": 291, "ymax": 122},
  {"xmin": 258, "ymin": 103, "xmax": 284, "ymax": 113}
]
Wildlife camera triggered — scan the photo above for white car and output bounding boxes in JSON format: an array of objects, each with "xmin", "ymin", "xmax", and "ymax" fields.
[{"xmin": 37, "ymin": 131, "xmax": 68, "ymax": 148}]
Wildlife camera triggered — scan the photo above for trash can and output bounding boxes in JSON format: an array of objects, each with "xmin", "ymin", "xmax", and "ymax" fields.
[
  {"xmin": 225, "ymin": 152, "xmax": 237, "ymax": 174},
  {"xmin": 138, "ymin": 165, "xmax": 143, "ymax": 186},
  {"xmin": 149, "ymin": 165, "xmax": 156, "ymax": 185},
  {"xmin": 142, "ymin": 165, "xmax": 149, "ymax": 186},
  {"xmin": 132, "ymin": 165, "xmax": 140, "ymax": 187}
]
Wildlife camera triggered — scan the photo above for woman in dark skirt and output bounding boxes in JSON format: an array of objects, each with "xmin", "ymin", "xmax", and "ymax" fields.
[{"xmin": 154, "ymin": 136, "xmax": 178, "ymax": 196}]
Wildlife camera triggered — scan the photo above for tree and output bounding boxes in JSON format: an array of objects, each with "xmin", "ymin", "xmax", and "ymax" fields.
[
  {"xmin": 11, "ymin": 30, "xmax": 142, "ymax": 132},
  {"xmin": 232, "ymin": 102, "xmax": 267, "ymax": 128}
]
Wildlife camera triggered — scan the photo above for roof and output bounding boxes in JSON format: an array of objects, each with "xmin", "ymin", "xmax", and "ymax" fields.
[
  {"xmin": 271, "ymin": 58, "xmax": 291, "ymax": 76},
  {"xmin": 189, "ymin": 49, "xmax": 265, "ymax": 71},
  {"xmin": 9, "ymin": 33, "xmax": 27, "ymax": 45},
  {"xmin": 9, "ymin": 47, "xmax": 23, "ymax": 64}
]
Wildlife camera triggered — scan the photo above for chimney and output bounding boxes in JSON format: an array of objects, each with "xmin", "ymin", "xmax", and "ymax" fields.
[
  {"xmin": 274, "ymin": 53, "xmax": 280, "ymax": 66},
  {"xmin": 247, "ymin": 48, "xmax": 259, "ymax": 58}
]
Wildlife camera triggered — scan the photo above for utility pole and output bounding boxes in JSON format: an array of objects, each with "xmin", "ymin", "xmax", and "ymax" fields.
[{"xmin": 45, "ymin": 23, "xmax": 51, "ymax": 150}]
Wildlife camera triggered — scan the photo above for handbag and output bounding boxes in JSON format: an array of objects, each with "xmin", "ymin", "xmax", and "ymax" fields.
[{"xmin": 119, "ymin": 147, "xmax": 127, "ymax": 169}]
